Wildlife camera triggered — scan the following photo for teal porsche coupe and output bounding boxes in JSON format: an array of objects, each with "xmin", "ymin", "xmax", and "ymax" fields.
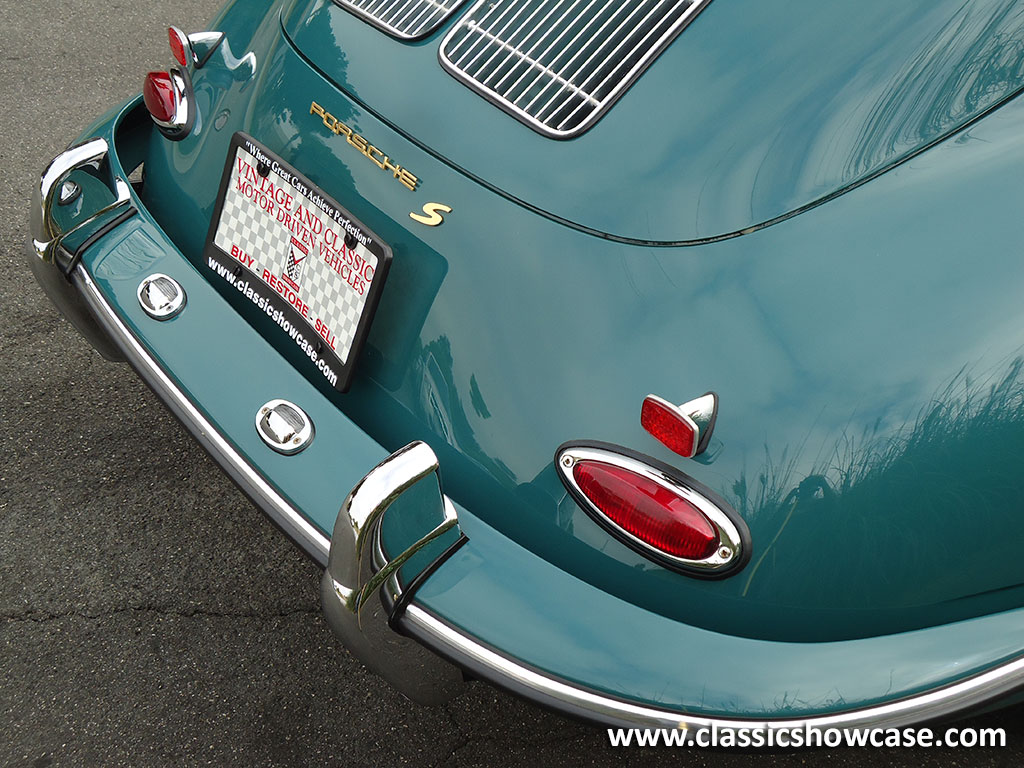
[{"xmin": 27, "ymin": 0, "xmax": 1024, "ymax": 732}]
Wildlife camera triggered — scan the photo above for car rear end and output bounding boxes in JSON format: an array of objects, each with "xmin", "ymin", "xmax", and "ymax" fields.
[{"xmin": 28, "ymin": 0, "xmax": 1024, "ymax": 730}]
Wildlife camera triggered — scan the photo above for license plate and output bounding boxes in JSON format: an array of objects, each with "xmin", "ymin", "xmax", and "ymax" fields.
[{"xmin": 203, "ymin": 132, "xmax": 392, "ymax": 393}]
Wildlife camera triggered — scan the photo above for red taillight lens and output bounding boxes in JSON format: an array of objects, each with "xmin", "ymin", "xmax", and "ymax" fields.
[
  {"xmin": 143, "ymin": 71, "xmax": 177, "ymax": 123},
  {"xmin": 168, "ymin": 26, "xmax": 190, "ymax": 67},
  {"xmin": 641, "ymin": 395, "xmax": 697, "ymax": 457},
  {"xmin": 572, "ymin": 460, "xmax": 719, "ymax": 560}
]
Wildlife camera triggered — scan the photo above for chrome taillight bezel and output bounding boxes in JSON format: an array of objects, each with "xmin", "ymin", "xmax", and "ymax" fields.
[{"xmin": 556, "ymin": 441, "xmax": 751, "ymax": 578}]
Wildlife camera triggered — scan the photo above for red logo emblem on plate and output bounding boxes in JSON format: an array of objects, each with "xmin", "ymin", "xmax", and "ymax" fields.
[{"xmin": 283, "ymin": 237, "xmax": 308, "ymax": 292}]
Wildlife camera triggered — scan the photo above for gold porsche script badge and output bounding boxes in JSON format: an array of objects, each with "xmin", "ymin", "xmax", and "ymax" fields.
[{"xmin": 309, "ymin": 101, "xmax": 419, "ymax": 192}]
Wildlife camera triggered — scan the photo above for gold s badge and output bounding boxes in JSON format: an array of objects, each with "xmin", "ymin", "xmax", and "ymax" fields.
[
  {"xmin": 410, "ymin": 202, "xmax": 452, "ymax": 227},
  {"xmin": 309, "ymin": 102, "xmax": 419, "ymax": 192}
]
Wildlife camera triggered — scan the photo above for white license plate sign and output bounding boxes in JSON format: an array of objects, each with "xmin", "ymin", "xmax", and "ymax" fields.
[{"xmin": 204, "ymin": 133, "xmax": 391, "ymax": 392}]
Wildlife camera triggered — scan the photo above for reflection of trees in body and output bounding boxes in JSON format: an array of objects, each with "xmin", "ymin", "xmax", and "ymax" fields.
[{"xmin": 734, "ymin": 358, "xmax": 1024, "ymax": 608}]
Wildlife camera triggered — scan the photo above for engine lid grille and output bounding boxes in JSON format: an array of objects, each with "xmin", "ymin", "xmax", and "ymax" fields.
[
  {"xmin": 439, "ymin": 0, "xmax": 712, "ymax": 138},
  {"xmin": 335, "ymin": 0, "xmax": 466, "ymax": 40}
]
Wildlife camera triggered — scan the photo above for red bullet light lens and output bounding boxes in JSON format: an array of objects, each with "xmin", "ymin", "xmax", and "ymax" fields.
[
  {"xmin": 169, "ymin": 26, "xmax": 190, "ymax": 67},
  {"xmin": 572, "ymin": 460, "xmax": 719, "ymax": 560},
  {"xmin": 143, "ymin": 71, "xmax": 177, "ymax": 123},
  {"xmin": 641, "ymin": 396, "xmax": 697, "ymax": 457}
]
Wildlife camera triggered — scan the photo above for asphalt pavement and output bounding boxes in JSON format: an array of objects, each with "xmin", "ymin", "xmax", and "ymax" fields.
[{"xmin": 1, "ymin": 1, "xmax": 1023, "ymax": 766}]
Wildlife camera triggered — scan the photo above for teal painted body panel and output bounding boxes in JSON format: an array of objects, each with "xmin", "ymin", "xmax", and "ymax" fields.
[
  {"xmin": 421, "ymin": 507, "xmax": 1024, "ymax": 718},
  {"xmin": 56, "ymin": 0, "xmax": 1024, "ymax": 720},
  {"xmin": 283, "ymin": 0, "xmax": 1024, "ymax": 242},
  {"xmin": 85, "ymin": 207, "xmax": 391, "ymax": 539}
]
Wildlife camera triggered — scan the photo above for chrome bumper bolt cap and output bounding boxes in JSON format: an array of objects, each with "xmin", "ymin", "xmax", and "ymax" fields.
[{"xmin": 137, "ymin": 274, "xmax": 186, "ymax": 320}]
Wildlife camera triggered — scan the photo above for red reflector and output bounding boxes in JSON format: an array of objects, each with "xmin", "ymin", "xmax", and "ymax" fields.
[
  {"xmin": 168, "ymin": 26, "xmax": 190, "ymax": 67},
  {"xmin": 572, "ymin": 460, "xmax": 719, "ymax": 560},
  {"xmin": 641, "ymin": 396, "xmax": 697, "ymax": 457},
  {"xmin": 143, "ymin": 71, "xmax": 176, "ymax": 123}
]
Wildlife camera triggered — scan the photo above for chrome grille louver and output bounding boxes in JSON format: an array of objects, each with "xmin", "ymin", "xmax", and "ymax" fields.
[
  {"xmin": 439, "ymin": 0, "xmax": 712, "ymax": 138},
  {"xmin": 335, "ymin": 0, "xmax": 465, "ymax": 40}
]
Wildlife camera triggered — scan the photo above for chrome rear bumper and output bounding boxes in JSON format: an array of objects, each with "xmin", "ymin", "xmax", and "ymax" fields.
[
  {"xmin": 69, "ymin": 262, "xmax": 1024, "ymax": 727},
  {"xmin": 30, "ymin": 135, "xmax": 1024, "ymax": 732}
]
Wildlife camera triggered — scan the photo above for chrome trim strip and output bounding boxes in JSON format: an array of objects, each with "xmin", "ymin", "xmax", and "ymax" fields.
[
  {"xmin": 440, "ymin": 0, "xmax": 714, "ymax": 138},
  {"xmin": 73, "ymin": 266, "xmax": 331, "ymax": 566},
  {"xmin": 405, "ymin": 605, "xmax": 1024, "ymax": 730}
]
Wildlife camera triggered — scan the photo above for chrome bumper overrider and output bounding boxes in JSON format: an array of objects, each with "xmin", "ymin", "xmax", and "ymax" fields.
[
  {"xmin": 321, "ymin": 442, "xmax": 466, "ymax": 704},
  {"xmin": 30, "ymin": 137, "xmax": 1024, "ymax": 730},
  {"xmin": 26, "ymin": 137, "xmax": 134, "ymax": 361},
  {"xmin": 30, "ymin": 138, "xmax": 132, "ymax": 268}
]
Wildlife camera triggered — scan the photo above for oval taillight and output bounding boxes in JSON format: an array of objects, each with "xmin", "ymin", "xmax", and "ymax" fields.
[
  {"xmin": 556, "ymin": 443, "xmax": 750, "ymax": 578},
  {"xmin": 143, "ymin": 71, "xmax": 177, "ymax": 123},
  {"xmin": 572, "ymin": 460, "xmax": 719, "ymax": 560}
]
